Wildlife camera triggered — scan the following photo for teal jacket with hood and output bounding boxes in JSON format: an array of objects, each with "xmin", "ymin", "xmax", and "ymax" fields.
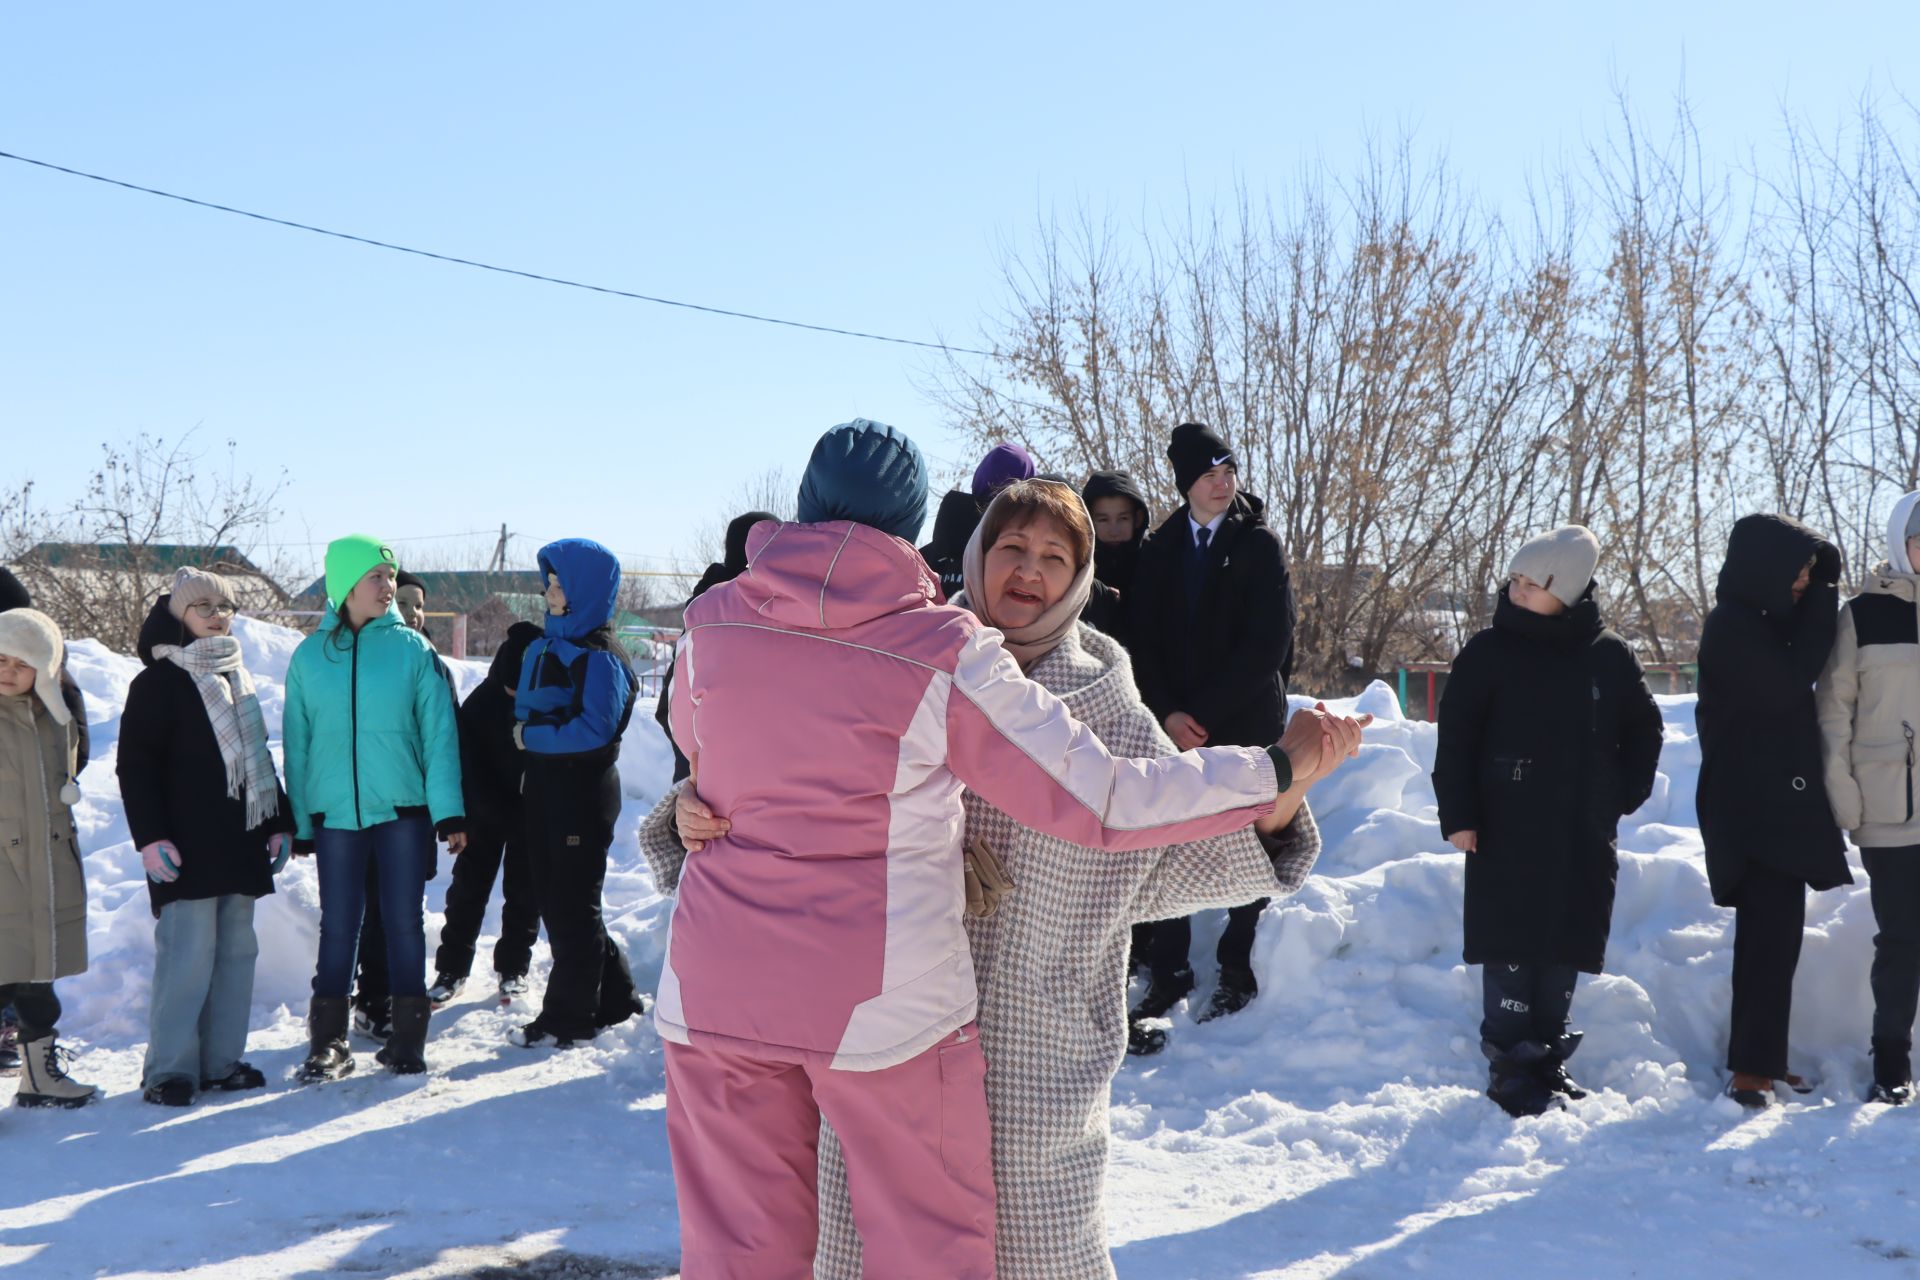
[{"xmin": 283, "ymin": 602, "xmax": 465, "ymax": 843}]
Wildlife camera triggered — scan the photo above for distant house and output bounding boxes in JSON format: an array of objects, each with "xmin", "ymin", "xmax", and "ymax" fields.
[
  {"xmin": 10, "ymin": 542, "xmax": 288, "ymax": 612},
  {"xmin": 292, "ymin": 570, "xmax": 547, "ymax": 656}
]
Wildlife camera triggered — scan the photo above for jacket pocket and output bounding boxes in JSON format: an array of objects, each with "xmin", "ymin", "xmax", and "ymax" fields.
[
  {"xmin": 1852, "ymin": 731, "xmax": 1916, "ymax": 825},
  {"xmin": 937, "ymin": 1026, "xmax": 992, "ymax": 1181},
  {"xmin": 0, "ymin": 818, "xmax": 26, "ymax": 893}
]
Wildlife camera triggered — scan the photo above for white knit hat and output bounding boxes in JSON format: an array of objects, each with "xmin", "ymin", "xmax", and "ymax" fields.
[
  {"xmin": 1509, "ymin": 525, "xmax": 1601, "ymax": 608},
  {"xmin": 165, "ymin": 566, "xmax": 236, "ymax": 621}
]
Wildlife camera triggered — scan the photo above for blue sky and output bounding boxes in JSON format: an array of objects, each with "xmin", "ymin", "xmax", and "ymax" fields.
[{"xmin": 4, "ymin": 2, "xmax": 1913, "ymax": 587}]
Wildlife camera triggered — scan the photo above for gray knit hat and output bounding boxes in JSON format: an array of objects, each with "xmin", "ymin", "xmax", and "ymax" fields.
[
  {"xmin": 166, "ymin": 567, "xmax": 236, "ymax": 621},
  {"xmin": 1509, "ymin": 525, "xmax": 1601, "ymax": 607}
]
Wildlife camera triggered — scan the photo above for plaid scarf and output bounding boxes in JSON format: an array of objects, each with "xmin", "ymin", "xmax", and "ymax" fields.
[{"xmin": 155, "ymin": 635, "xmax": 279, "ymax": 831}]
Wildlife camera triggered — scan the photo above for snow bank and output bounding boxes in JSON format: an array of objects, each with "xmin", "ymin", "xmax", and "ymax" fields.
[
  {"xmin": 57, "ymin": 617, "xmax": 677, "ymax": 1047},
  {"xmin": 21, "ymin": 647, "xmax": 1920, "ymax": 1278}
]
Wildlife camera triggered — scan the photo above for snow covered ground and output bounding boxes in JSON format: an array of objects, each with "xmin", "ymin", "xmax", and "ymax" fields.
[{"xmin": 3, "ymin": 618, "xmax": 1916, "ymax": 1278}]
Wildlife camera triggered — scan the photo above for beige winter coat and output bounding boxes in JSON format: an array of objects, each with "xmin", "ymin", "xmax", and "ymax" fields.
[
  {"xmin": 1817, "ymin": 567, "xmax": 1920, "ymax": 846},
  {"xmin": 639, "ymin": 625, "xmax": 1322, "ymax": 1280},
  {"xmin": 0, "ymin": 693, "xmax": 87, "ymax": 984}
]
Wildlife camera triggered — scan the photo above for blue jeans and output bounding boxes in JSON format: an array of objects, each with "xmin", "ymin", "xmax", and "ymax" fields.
[
  {"xmin": 313, "ymin": 817, "xmax": 432, "ymax": 1000},
  {"xmin": 144, "ymin": 895, "xmax": 260, "ymax": 1088}
]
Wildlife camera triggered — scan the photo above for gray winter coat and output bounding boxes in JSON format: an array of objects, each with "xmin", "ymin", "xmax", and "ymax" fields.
[{"xmin": 0, "ymin": 693, "xmax": 87, "ymax": 984}]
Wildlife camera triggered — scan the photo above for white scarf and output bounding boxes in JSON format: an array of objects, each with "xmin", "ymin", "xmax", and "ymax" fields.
[{"xmin": 155, "ymin": 635, "xmax": 279, "ymax": 831}]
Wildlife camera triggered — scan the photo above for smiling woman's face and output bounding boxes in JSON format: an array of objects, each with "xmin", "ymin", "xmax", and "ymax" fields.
[{"xmin": 984, "ymin": 513, "xmax": 1077, "ymax": 629}]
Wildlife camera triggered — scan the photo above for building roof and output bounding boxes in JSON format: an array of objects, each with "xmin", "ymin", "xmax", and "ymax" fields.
[
  {"xmin": 24, "ymin": 543, "xmax": 267, "ymax": 575},
  {"xmin": 294, "ymin": 569, "xmax": 546, "ymax": 613}
]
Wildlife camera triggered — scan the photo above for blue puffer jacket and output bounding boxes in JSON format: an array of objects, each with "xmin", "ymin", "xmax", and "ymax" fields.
[{"xmin": 516, "ymin": 539, "xmax": 638, "ymax": 765}]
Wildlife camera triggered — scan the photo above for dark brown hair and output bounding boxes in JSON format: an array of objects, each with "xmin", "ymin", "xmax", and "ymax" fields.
[{"xmin": 979, "ymin": 479, "xmax": 1094, "ymax": 571}]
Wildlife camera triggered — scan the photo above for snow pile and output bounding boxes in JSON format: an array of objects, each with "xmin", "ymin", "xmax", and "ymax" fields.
[
  {"xmin": 55, "ymin": 617, "xmax": 678, "ymax": 1048},
  {"xmin": 9, "ymin": 635, "xmax": 1920, "ymax": 1277}
]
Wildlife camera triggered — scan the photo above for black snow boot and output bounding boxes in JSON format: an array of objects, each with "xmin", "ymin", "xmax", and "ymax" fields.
[
  {"xmin": 1195, "ymin": 965, "xmax": 1259, "ymax": 1024},
  {"xmin": 1537, "ymin": 1031, "xmax": 1589, "ymax": 1100},
  {"xmin": 376, "ymin": 997, "xmax": 431, "ymax": 1075},
  {"xmin": 1130, "ymin": 965, "xmax": 1195, "ymax": 1022},
  {"xmin": 1484, "ymin": 1041, "xmax": 1561, "ymax": 1118},
  {"xmin": 1870, "ymin": 1038, "xmax": 1915, "ymax": 1107},
  {"xmin": 296, "ymin": 997, "xmax": 355, "ymax": 1085}
]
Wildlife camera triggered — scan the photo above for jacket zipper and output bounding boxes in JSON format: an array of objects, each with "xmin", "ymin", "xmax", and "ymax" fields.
[
  {"xmin": 33, "ymin": 722, "xmax": 55, "ymax": 977},
  {"xmin": 350, "ymin": 627, "xmax": 363, "ymax": 828},
  {"xmin": 1905, "ymin": 721, "xmax": 1915, "ymax": 824}
]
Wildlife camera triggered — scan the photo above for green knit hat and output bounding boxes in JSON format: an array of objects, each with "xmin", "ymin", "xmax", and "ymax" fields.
[{"xmin": 324, "ymin": 534, "xmax": 399, "ymax": 611}]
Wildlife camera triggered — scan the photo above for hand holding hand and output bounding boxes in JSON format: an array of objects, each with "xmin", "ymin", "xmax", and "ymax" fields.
[
  {"xmin": 268, "ymin": 832, "xmax": 291, "ymax": 874},
  {"xmin": 676, "ymin": 781, "xmax": 731, "ymax": 854},
  {"xmin": 142, "ymin": 840, "xmax": 183, "ymax": 884},
  {"xmin": 446, "ymin": 832, "xmax": 468, "ymax": 855},
  {"xmin": 1165, "ymin": 712, "xmax": 1210, "ymax": 751}
]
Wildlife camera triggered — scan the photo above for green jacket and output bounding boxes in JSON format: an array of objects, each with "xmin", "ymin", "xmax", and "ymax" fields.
[{"xmin": 283, "ymin": 605, "xmax": 464, "ymax": 842}]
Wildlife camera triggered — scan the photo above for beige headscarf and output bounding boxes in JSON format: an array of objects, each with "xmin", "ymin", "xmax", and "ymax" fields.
[{"xmin": 955, "ymin": 482, "xmax": 1096, "ymax": 670}]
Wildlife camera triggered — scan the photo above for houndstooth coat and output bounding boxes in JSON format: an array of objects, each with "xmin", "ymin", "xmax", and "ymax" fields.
[{"xmin": 638, "ymin": 624, "xmax": 1321, "ymax": 1280}]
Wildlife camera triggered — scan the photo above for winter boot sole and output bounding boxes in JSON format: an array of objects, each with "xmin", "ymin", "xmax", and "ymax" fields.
[
  {"xmin": 1869, "ymin": 1082, "xmax": 1915, "ymax": 1106},
  {"xmin": 15, "ymin": 1091, "xmax": 95, "ymax": 1110}
]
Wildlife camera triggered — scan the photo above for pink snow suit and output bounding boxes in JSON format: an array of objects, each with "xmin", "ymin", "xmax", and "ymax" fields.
[{"xmin": 659, "ymin": 519, "xmax": 1279, "ymax": 1279}]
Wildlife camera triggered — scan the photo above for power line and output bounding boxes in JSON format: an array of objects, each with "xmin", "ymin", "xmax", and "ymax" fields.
[{"xmin": 0, "ymin": 148, "xmax": 999, "ymax": 359}]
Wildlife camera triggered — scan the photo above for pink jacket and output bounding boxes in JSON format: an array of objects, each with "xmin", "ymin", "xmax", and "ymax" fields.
[{"xmin": 658, "ymin": 519, "xmax": 1278, "ymax": 1070}]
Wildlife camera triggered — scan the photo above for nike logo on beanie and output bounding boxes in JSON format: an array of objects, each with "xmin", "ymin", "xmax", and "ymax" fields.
[{"xmin": 1212, "ymin": 454, "xmax": 1231, "ymax": 466}]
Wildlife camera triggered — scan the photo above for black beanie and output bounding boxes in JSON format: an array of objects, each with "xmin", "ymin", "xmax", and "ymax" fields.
[
  {"xmin": 1167, "ymin": 422, "xmax": 1236, "ymax": 496},
  {"xmin": 396, "ymin": 569, "xmax": 427, "ymax": 596},
  {"xmin": 0, "ymin": 568, "xmax": 31, "ymax": 613}
]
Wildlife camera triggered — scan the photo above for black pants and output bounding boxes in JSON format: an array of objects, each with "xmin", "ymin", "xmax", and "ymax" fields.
[
  {"xmin": 1727, "ymin": 860, "xmax": 1807, "ymax": 1078},
  {"xmin": 1480, "ymin": 963, "xmax": 1578, "ymax": 1049},
  {"xmin": 1864, "ymin": 848, "xmax": 1920, "ymax": 1046},
  {"xmin": 525, "ymin": 759, "xmax": 642, "ymax": 1040},
  {"xmin": 0, "ymin": 982, "xmax": 60, "ymax": 1043},
  {"xmin": 354, "ymin": 859, "xmax": 389, "ymax": 1013},
  {"xmin": 435, "ymin": 818, "xmax": 540, "ymax": 981},
  {"xmin": 1143, "ymin": 899, "xmax": 1269, "ymax": 980}
]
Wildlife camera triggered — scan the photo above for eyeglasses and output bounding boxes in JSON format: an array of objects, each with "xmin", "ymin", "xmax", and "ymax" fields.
[{"xmin": 189, "ymin": 602, "xmax": 238, "ymax": 619}]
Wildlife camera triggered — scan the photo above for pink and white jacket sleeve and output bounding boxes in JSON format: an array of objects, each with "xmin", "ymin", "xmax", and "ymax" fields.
[{"xmin": 944, "ymin": 628, "xmax": 1278, "ymax": 852}]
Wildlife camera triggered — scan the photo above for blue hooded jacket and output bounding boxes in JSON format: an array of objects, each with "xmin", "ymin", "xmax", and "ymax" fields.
[{"xmin": 515, "ymin": 539, "xmax": 637, "ymax": 763}]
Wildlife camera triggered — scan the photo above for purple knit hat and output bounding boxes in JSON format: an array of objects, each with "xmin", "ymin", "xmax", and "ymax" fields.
[{"xmin": 970, "ymin": 443, "xmax": 1037, "ymax": 500}]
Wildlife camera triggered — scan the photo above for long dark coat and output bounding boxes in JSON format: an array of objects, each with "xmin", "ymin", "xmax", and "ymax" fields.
[
  {"xmin": 1696, "ymin": 514, "xmax": 1852, "ymax": 905},
  {"xmin": 1126, "ymin": 492, "xmax": 1297, "ymax": 748},
  {"xmin": 117, "ymin": 598, "xmax": 292, "ymax": 917},
  {"xmin": 1433, "ymin": 587, "xmax": 1663, "ymax": 973}
]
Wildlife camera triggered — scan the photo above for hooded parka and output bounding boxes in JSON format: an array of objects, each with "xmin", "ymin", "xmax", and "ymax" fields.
[{"xmin": 1698, "ymin": 514, "xmax": 1851, "ymax": 905}]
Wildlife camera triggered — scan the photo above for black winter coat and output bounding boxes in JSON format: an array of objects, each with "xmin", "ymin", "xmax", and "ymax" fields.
[
  {"xmin": 918, "ymin": 488, "xmax": 984, "ymax": 604},
  {"xmin": 117, "ymin": 598, "xmax": 293, "ymax": 917},
  {"xmin": 1697, "ymin": 514, "xmax": 1852, "ymax": 905},
  {"xmin": 1433, "ymin": 588, "xmax": 1663, "ymax": 972},
  {"xmin": 1082, "ymin": 469, "xmax": 1151, "ymax": 648},
  {"xmin": 462, "ymin": 622, "xmax": 538, "ymax": 835},
  {"xmin": 1127, "ymin": 493, "xmax": 1297, "ymax": 748}
]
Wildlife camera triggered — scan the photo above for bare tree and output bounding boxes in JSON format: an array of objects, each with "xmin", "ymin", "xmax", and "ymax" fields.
[{"xmin": 2, "ymin": 432, "xmax": 289, "ymax": 651}]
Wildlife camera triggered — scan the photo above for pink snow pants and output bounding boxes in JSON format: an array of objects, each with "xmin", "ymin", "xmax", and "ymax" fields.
[{"xmin": 664, "ymin": 1023, "xmax": 996, "ymax": 1279}]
